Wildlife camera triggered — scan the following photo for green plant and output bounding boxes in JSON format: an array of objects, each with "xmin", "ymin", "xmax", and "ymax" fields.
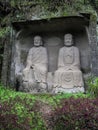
[
  {"xmin": 0, "ymin": 83, "xmax": 95, "ymax": 130},
  {"xmin": 86, "ymin": 76, "xmax": 98, "ymax": 97},
  {"xmin": 0, "ymin": 26, "xmax": 10, "ymax": 38},
  {"xmin": 51, "ymin": 97, "xmax": 98, "ymax": 130},
  {"xmin": 0, "ymin": 86, "xmax": 46, "ymax": 130}
]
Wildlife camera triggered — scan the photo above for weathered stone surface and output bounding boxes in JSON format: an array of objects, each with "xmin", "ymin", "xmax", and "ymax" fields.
[
  {"xmin": 20, "ymin": 34, "xmax": 84, "ymax": 93},
  {"xmin": 89, "ymin": 19, "xmax": 98, "ymax": 76},
  {"xmin": 53, "ymin": 34, "xmax": 84, "ymax": 93},
  {"xmin": 1, "ymin": 36, "xmax": 11, "ymax": 86},
  {"xmin": 21, "ymin": 36, "xmax": 48, "ymax": 93}
]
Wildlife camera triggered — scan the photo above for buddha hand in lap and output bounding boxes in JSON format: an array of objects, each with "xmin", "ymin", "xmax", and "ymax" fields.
[
  {"xmin": 22, "ymin": 36, "xmax": 48, "ymax": 93},
  {"xmin": 54, "ymin": 34, "xmax": 84, "ymax": 92}
]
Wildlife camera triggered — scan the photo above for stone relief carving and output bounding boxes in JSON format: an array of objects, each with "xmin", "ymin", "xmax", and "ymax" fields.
[
  {"xmin": 53, "ymin": 34, "xmax": 84, "ymax": 93},
  {"xmin": 20, "ymin": 34, "xmax": 84, "ymax": 93},
  {"xmin": 21, "ymin": 36, "xmax": 48, "ymax": 93}
]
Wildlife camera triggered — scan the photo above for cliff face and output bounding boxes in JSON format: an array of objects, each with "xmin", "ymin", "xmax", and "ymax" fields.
[{"xmin": 0, "ymin": 0, "xmax": 97, "ymax": 83}]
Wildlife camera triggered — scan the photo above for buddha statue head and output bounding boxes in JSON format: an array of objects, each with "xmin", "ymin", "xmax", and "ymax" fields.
[
  {"xmin": 34, "ymin": 36, "xmax": 43, "ymax": 47},
  {"xmin": 64, "ymin": 34, "xmax": 73, "ymax": 47}
]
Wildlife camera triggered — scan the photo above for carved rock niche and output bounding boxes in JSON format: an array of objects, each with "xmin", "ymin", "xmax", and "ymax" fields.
[{"xmin": 11, "ymin": 16, "xmax": 90, "ymax": 93}]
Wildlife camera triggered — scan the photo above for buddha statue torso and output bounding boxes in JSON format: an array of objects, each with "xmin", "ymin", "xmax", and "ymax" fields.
[{"xmin": 63, "ymin": 47, "xmax": 74, "ymax": 64}]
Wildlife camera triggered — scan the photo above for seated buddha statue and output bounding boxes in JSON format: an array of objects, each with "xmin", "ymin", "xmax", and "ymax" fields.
[
  {"xmin": 22, "ymin": 36, "xmax": 48, "ymax": 93},
  {"xmin": 53, "ymin": 34, "xmax": 84, "ymax": 93}
]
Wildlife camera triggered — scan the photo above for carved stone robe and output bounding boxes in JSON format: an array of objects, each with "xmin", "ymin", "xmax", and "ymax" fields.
[
  {"xmin": 54, "ymin": 46, "xmax": 84, "ymax": 90},
  {"xmin": 22, "ymin": 46, "xmax": 48, "ymax": 92}
]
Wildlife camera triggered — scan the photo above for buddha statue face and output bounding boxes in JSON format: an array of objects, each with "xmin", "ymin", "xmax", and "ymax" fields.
[
  {"xmin": 34, "ymin": 36, "xmax": 43, "ymax": 47},
  {"xmin": 64, "ymin": 34, "xmax": 73, "ymax": 46}
]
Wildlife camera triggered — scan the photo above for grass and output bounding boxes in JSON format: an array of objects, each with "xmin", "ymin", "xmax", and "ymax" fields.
[{"xmin": 0, "ymin": 84, "xmax": 91, "ymax": 105}]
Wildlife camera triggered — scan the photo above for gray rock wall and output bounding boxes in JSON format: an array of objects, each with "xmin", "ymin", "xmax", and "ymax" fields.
[
  {"xmin": 1, "ymin": 36, "xmax": 11, "ymax": 86},
  {"xmin": 89, "ymin": 18, "xmax": 98, "ymax": 76}
]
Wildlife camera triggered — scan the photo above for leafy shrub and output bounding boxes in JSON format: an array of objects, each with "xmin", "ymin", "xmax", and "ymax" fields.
[
  {"xmin": 0, "ymin": 84, "xmax": 94, "ymax": 130},
  {"xmin": 51, "ymin": 98, "xmax": 98, "ymax": 130},
  {"xmin": 86, "ymin": 76, "xmax": 98, "ymax": 97},
  {"xmin": 0, "ymin": 96, "xmax": 46, "ymax": 130}
]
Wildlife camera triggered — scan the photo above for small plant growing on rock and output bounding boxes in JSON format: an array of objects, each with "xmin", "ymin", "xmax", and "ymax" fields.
[{"xmin": 86, "ymin": 76, "xmax": 98, "ymax": 97}]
